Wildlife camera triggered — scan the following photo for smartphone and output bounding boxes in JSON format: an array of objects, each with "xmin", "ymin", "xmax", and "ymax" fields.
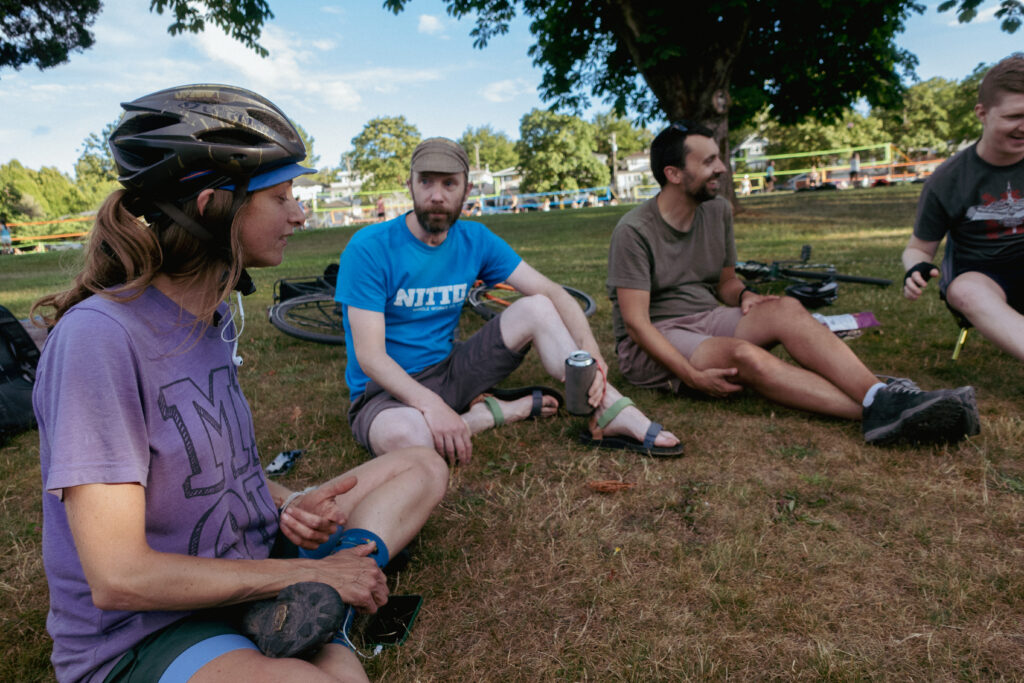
[
  {"xmin": 265, "ymin": 449, "xmax": 303, "ymax": 477},
  {"xmin": 360, "ymin": 594, "xmax": 423, "ymax": 647}
]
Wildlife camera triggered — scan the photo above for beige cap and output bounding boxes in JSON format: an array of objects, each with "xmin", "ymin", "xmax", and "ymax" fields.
[{"xmin": 410, "ymin": 137, "xmax": 470, "ymax": 175}]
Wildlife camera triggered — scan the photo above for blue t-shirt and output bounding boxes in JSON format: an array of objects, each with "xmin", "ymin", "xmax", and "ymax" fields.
[{"xmin": 336, "ymin": 214, "xmax": 522, "ymax": 398}]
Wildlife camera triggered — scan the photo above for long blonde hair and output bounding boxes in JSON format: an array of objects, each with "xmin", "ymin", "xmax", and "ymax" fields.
[{"xmin": 32, "ymin": 189, "xmax": 246, "ymax": 328}]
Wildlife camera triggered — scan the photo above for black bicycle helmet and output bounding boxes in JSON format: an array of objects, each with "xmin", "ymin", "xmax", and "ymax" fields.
[
  {"xmin": 109, "ymin": 84, "xmax": 312, "ymax": 293},
  {"xmin": 785, "ymin": 279, "xmax": 838, "ymax": 308},
  {"xmin": 110, "ymin": 84, "xmax": 307, "ymax": 201}
]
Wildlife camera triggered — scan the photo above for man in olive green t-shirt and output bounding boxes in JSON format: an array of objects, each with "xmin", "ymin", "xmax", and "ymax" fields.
[{"xmin": 607, "ymin": 122, "xmax": 978, "ymax": 445}]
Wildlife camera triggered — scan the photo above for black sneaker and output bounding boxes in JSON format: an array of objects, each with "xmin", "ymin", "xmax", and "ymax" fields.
[
  {"xmin": 879, "ymin": 376, "xmax": 980, "ymax": 437},
  {"xmin": 863, "ymin": 381, "xmax": 971, "ymax": 445},
  {"xmin": 239, "ymin": 582, "xmax": 345, "ymax": 659}
]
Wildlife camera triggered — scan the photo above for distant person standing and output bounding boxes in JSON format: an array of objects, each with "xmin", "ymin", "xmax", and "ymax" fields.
[
  {"xmin": 376, "ymin": 195, "xmax": 386, "ymax": 222},
  {"xmin": 809, "ymin": 164, "xmax": 820, "ymax": 188},
  {"xmin": 739, "ymin": 175, "xmax": 751, "ymax": 196},
  {"xmin": 849, "ymin": 151, "xmax": 861, "ymax": 186},
  {"xmin": 764, "ymin": 160, "xmax": 775, "ymax": 192},
  {"xmin": 0, "ymin": 216, "xmax": 11, "ymax": 255}
]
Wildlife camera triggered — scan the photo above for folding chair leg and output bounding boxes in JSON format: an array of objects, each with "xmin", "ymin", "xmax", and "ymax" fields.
[{"xmin": 952, "ymin": 327, "xmax": 970, "ymax": 361}]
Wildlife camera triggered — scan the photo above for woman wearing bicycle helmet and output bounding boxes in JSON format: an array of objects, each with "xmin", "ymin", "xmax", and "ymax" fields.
[{"xmin": 32, "ymin": 85, "xmax": 447, "ymax": 682}]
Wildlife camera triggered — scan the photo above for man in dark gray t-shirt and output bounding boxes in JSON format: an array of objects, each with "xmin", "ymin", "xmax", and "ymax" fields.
[
  {"xmin": 608, "ymin": 122, "xmax": 978, "ymax": 445},
  {"xmin": 902, "ymin": 53, "xmax": 1024, "ymax": 362}
]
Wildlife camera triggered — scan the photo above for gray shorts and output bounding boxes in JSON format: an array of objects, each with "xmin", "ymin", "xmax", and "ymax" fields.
[
  {"xmin": 348, "ymin": 315, "xmax": 527, "ymax": 454},
  {"xmin": 616, "ymin": 307, "xmax": 744, "ymax": 393}
]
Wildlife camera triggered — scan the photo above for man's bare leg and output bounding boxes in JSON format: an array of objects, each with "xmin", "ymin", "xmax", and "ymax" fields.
[
  {"xmin": 947, "ymin": 272, "xmax": 1024, "ymax": 361},
  {"xmin": 690, "ymin": 336, "xmax": 863, "ymax": 419},
  {"xmin": 367, "ymin": 394, "xmax": 559, "ymax": 457},
  {"xmin": 733, "ymin": 297, "xmax": 879, "ymax": 403},
  {"xmin": 497, "ymin": 294, "xmax": 680, "ymax": 447}
]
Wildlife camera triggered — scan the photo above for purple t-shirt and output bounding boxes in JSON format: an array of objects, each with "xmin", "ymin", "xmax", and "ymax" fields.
[{"xmin": 34, "ymin": 287, "xmax": 279, "ymax": 683}]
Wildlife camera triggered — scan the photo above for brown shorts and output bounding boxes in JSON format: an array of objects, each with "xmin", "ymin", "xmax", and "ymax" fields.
[
  {"xmin": 616, "ymin": 307, "xmax": 744, "ymax": 393},
  {"xmin": 348, "ymin": 316, "xmax": 527, "ymax": 454}
]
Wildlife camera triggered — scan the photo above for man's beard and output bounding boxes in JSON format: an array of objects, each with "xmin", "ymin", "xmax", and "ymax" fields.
[
  {"xmin": 414, "ymin": 203, "xmax": 460, "ymax": 234},
  {"xmin": 693, "ymin": 183, "xmax": 717, "ymax": 203},
  {"xmin": 686, "ymin": 173, "xmax": 720, "ymax": 203}
]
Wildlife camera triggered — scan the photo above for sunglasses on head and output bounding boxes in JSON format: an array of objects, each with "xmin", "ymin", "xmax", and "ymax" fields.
[{"xmin": 669, "ymin": 121, "xmax": 700, "ymax": 135}]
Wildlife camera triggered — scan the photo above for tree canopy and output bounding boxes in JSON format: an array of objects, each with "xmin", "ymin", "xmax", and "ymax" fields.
[
  {"xmin": 0, "ymin": 0, "xmax": 100, "ymax": 73},
  {"xmin": 383, "ymin": 0, "xmax": 1018, "ymax": 183},
  {"xmin": 0, "ymin": 0, "xmax": 272, "ymax": 74},
  {"xmin": 591, "ymin": 112, "xmax": 652, "ymax": 157},
  {"xmin": 458, "ymin": 125, "xmax": 519, "ymax": 171},
  {"xmin": 349, "ymin": 116, "xmax": 421, "ymax": 194},
  {"xmin": 939, "ymin": 0, "xmax": 1024, "ymax": 33},
  {"xmin": 516, "ymin": 109, "xmax": 609, "ymax": 193},
  {"xmin": 0, "ymin": 160, "xmax": 92, "ymax": 230}
]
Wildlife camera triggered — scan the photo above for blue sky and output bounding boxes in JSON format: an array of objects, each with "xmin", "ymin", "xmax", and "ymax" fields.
[{"xmin": 0, "ymin": 1, "xmax": 1021, "ymax": 176}]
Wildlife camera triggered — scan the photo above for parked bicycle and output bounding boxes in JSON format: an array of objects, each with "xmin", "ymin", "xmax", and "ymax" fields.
[
  {"xmin": 267, "ymin": 265, "xmax": 596, "ymax": 345},
  {"xmin": 736, "ymin": 245, "xmax": 891, "ymax": 308}
]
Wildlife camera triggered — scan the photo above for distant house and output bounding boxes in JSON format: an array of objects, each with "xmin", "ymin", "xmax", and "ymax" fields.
[
  {"xmin": 291, "ymin": 175, "xmax": 322, "ymax": 202},
  {"xmin": 469, "ymin": 166, "xmax": 495, "ymax": 195},
  {"xmin": 492, "ymin": 167, "xmax": 522, "ymax": 195},
  {"xmin": 328, "ymin": 169, "xmax": 366, "ymax": 198},
  {"xmin": 615, "ymin": 150, "xmax": 654, "ymax": 198},
  {"xmin": 730, "ymin": 134, "xmax": 769, "ymax": 171}
]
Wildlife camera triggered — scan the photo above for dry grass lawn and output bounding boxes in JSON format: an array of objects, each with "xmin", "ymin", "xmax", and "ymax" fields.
[{"xmin": 2, "ymin": 184, "xmax": 1022, "ymax": 681}]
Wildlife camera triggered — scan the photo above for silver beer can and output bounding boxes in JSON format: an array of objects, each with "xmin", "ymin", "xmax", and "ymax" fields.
[{"xmin": 565, "ymin": 350, "xmax": 597, "ymax": 416}]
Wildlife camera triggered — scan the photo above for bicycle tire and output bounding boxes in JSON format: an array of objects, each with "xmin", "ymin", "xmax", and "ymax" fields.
[
  {"xmin": 268, "ymin": 293, "xmax": 346, "ymax": 345},
  {"xmin": 466, "ymin": 283, "xmax": 597, "ymax": 321},
  {"xmin": 779, "ymin": 267, "xmax": 891, "ymax": 287}
]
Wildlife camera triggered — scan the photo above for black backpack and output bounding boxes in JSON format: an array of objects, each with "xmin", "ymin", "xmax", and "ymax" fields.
[{"xmin": 0, "ymin": 305, "xmax": 40, "ymax": 445}]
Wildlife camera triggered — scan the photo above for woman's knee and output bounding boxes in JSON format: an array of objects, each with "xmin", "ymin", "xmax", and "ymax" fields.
[{"xmin": 378, "ymin": 446, "xmax": 449, "ymax": 494}]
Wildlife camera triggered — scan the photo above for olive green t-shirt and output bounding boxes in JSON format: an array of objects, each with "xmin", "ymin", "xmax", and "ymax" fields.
[{"xmin": 607, "ymin": 195, "xmax": 735, "ymax": 342}]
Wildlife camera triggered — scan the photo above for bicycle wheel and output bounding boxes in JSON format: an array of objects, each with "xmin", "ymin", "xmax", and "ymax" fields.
[
  {"xmin": 466, "ymin": 282, "xmax": 597, "ymax": 321},
  {"xmin": 268, "ymin": 293, "xmax": 345, "ymax": 345}
]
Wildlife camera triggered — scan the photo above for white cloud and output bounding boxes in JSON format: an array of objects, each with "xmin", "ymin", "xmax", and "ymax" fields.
[
  {"xmin": 194, "ymin": 25, "xmax": 306, "ymax": 88},
  {"xmin": 312, "ymin": 39, "xmax": 336, "ymax": 51},
  {"xmin": 946, "ymin": 4, "xmax": 999, "ymax": 26},
  {"xmin": 481, "ymin": 78, "xmax": 534, "ymax": 103},
  {"xmin": 303, "ymin": 79, "xmax": 364, "ymax": 112},
  {"xmin": 418, "ymin": 15, "xmax": 445, "ymax": 35}
]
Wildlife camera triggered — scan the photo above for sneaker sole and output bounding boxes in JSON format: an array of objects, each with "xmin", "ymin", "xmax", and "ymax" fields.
[
  {"xmin": 864, "ymin": 393, "xmax": 968, "ymax": 445},
  {"xmin": 240, "ymin": 582, "xmax": 345, "ymax": 659},
  {"xmin": 950, "ymin": 386, "xmax": 980, "ymax": 436}
]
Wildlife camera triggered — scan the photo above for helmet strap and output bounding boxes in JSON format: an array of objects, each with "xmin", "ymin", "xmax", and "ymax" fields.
[
  {"xmin": 152, "ymin": 199, "xmax": 216, "ymax": 242},
  {"xmin": 150, "ymin": 176, "xmax": 257, "ymax": 295}
]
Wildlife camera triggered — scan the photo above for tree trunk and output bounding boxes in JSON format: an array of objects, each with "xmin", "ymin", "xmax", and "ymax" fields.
[{"xmin": 603, "ymin": 1, "xmax": 750, "ymax": 203}]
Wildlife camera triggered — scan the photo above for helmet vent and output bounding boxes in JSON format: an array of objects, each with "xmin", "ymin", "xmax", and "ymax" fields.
[
  {"xmin": 248, "ymin": 108, "xmax": 299, "ymax": 142},
  {"xmin": 118, "ymin": 114, "xmax": 181, "ymax": 136}
]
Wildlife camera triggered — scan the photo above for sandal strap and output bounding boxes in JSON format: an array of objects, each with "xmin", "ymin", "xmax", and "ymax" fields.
[
  {"xmin": 642, "ymin": 422, "xmax": 662, "ymax": 450},
  {"xmin": 596, "ymin": 397, "xmax": 634, "ymax": 430},
  {"xmin": 482, "ymin": 396, "xmax": 504, "ymax": 427},
  {"xmin": 530, "ymin": 389, "xmax": 543, "ymax": 418}
]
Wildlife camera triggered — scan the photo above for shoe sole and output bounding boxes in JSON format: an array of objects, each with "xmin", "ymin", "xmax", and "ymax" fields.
[
  {"xmin": 950, "ymin": 386, "xmax": 980, "ymax": 436},
  {"xmin": 240, "ymin": 582, "xmax": 345, "ymax": 659},
  {"xmin": 864, "ymin": 393, "xmax": 968, "ymax": 445}
]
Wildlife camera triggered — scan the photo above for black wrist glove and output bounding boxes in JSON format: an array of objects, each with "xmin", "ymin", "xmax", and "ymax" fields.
[{"xmin": 904, "ymin": 261, "xmax": 937, "ymax": 285}]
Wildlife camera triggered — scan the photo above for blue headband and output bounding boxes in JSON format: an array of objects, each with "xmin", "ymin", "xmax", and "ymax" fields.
[{"xmin": 219, "ymin": 162, "xmax": 315, "ymax": 192}]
